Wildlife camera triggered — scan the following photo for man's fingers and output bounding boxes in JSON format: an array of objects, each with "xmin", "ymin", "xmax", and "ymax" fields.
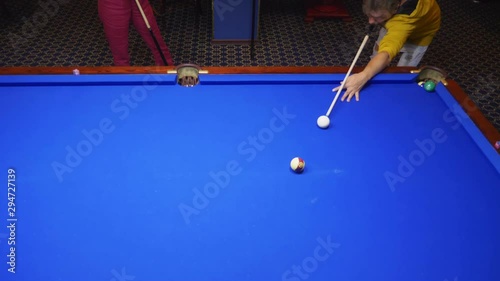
[
  {"xmin": 337, "ymin": 83, "xmax": 362, "ymax": 102},
  {"xmin": 345, "ymin": 91, "xmax": 353, "ymax": 102},
  {"xmin": 341, "ymin": 91, "xmax": 347, "ymax": 101},
  {"xmin": 332, "ymin": 86, "xmax": 340, "ymax": 92}
]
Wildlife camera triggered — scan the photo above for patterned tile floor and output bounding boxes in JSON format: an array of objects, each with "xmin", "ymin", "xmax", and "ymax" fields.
[{"xmin": 0, "ymin": 0, "xmax": 499, "ymax": 130}]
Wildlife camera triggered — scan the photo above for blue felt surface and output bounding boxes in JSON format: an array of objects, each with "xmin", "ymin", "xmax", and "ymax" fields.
[{"xmin": 0, "ymin": 73, "xmax": 499, "ymax": 281}]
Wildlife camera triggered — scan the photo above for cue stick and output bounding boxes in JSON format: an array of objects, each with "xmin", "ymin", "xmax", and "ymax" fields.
[
  {"xmin": 325, "ymin": 32, "xmax": 371, "ymax": 117},
  {"xmin": 250, "ymin": 0, "xmax": 256, "ymax": 60},
  {"xmin": 134, "ymin": 0, "xmax": 169, "ymax": 66}
]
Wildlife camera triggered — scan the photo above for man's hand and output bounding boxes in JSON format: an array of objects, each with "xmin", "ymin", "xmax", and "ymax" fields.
[
  {"xmin": 332, "ymin": 52, "xmax": 391, "ymax": 102},
  {"xmin": 332, "ymin": 72, "xmax": 370, "ymax": 102}
]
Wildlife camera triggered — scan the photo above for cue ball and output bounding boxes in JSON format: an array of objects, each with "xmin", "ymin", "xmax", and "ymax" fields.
[
  {"xmin": 317, "ymin": 115, "xmax": 330, "ymax": 129},
  {"xmin": 290, "ymin": 157, "xmax": 305, "ymax": 173}
]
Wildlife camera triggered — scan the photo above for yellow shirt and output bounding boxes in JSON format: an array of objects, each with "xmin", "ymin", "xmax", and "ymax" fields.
[{"xmin": 378, "ymin": 0, "xmax": 441, "ymax": 60}]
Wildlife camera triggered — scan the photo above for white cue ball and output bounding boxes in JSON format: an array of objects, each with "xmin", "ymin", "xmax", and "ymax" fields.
[{"xmin": 317, "ymin": 115, "xmax": 330, "ymax": 129}]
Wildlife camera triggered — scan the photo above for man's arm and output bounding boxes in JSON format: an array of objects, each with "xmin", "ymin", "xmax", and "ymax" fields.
[
  {"xmin": 335, "ymin": 51, "xmax": 391, "ymax": 102},
  {"xmin": 360, "ymin": 51, "xmax": 391, "ymax": 81}
]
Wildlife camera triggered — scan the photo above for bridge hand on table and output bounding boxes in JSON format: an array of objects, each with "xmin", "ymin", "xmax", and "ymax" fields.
[{"xmin": 332, "ymin": 72, "xmax": 369, "ymax": 102}]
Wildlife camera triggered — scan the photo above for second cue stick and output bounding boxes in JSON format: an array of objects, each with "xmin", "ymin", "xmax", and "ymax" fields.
[{"xmin": 134, "ymin": 0, "xmax": 169, "ymax": 66}]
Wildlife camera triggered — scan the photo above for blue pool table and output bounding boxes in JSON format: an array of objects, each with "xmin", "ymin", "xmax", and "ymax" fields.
[{"xmin": 0, "ymin": 66, "xmax": 499, "ymax": 281}]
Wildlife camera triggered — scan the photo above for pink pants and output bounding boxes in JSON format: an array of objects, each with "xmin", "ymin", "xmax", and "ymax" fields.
[{"xmin": 98, "ymin": 0, "xmax": 174, "ymax": 66}]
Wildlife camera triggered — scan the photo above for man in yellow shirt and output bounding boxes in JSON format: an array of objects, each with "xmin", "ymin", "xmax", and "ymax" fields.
[{"xmin": 336, "ymin": 0, "xmax": 441, "ymax": 102}]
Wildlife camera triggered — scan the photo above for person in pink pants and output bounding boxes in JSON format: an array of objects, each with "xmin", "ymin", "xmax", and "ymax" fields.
[{"xmin": 98, "ymin": 0, "xmax": 174, "ymax": 66}]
